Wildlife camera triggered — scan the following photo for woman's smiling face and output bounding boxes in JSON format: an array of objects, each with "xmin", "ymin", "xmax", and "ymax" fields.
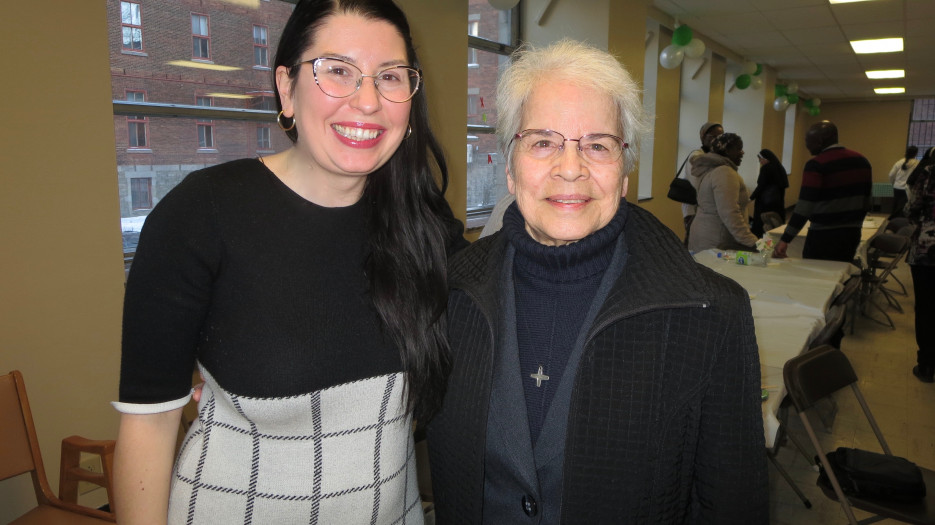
[{"xmin": 276, "ymin": 13, "xmax": 412, "ymax": 185}]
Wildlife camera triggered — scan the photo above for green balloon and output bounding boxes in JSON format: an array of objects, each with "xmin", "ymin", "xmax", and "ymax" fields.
[
  {"xmin": 754, "ymin": 63, "xmax": 763, "ymax": 76},
  {"xmin": 787, "ymin": 93, "xmax": 799, "ymax": 104},
  {"xmin": 673, "ymin": 25, "xmax": 693, "ymax": 46},
  {"xmin": 804, "ymin": 98, "xmax": 815, "ymax": 108},
  {"xmin": 736, "ymin": 74, "xmax": 752, "ymax": 89},
  {"xmin": 808, "ymin": 106, "xmax": 820, "ymax": 116},
  {"xmin": 774, "ymin": 84, "xmax": 787, "ymax": 97}
]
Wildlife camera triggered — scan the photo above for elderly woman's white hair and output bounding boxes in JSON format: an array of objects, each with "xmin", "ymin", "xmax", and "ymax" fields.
[{"xmin": 496, "ymin": 39, "xmax": 650, "ymax": 174}]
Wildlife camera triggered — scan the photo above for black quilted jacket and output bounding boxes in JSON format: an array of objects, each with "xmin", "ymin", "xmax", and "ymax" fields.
[{"xmin": 427, "ymin": 204, "xmax": 768, "ymax": 524}]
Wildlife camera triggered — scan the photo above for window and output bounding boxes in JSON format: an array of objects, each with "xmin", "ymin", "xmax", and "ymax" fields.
[
  {"xmin": 130, "ymin": 178, "xmax": 152, "ymax": 210},
  {"xmin": 196, "ymin": 96, "xmax": 215, "ymax": 149},
  {"xmin": 120, "ymin": 1, "xmax": 143, "ymax": 51},
  {"xmin": 257, "ymin": 126, "xmax": 272, "ymax": 150},
  {"xmin": 909, "ymin": 99, "xmax": 935, "ymax": 155},
  {"xmin": 253, "ymin": 25, "xmax": 269, "ymax": 68},
  {"xmin": 126, "ymin": 91, "xmax": 148, "ymax": 148},
  {"xmin": 192, "ymin": 14, "xmax": 210, "ymax": 60},
  {"xmin": 465, "ymin": 2, "xmax": 519, "ymax": 229}
]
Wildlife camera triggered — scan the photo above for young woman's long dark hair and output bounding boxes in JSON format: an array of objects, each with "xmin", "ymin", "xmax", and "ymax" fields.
[{"xmin": 274, "ymin": 0, "xmax": 452, "ymax": 424}]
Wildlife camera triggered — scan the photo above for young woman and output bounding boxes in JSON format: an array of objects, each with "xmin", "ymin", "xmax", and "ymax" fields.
[{"xmin": 113, "ymin": 1, "xmax": 464, "ymax": 523}]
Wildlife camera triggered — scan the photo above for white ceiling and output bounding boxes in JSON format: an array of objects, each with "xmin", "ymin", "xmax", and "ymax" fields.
[{"xmin": 651, "ymin": 0, "xmax": 935, "ymax": 102}]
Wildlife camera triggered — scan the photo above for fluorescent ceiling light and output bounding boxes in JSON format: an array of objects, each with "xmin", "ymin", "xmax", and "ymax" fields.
[
  {"xmin": 874, "ymin": 87, "xmax": 905, "ymax": 94},
  {"xmin": 850, "ymin": 38, "xmax": 903, "ymax": 54},
  {"xmin": 165, "ymin": 60, "xmax": 242, "ymax": 72},
  {"xmin": 206, "ymin": 93, "xmax": 255, "ymax": 99},
  {"xmin": 830, "ymin": 0, "xmax": 876, "ymax": 4},
  {"xmin": 866, "ymin": 69, "xmax": 905, "ymax": 79}
]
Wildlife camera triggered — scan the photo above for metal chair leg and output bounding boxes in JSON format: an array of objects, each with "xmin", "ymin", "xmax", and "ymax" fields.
[{"xmin": 767, "ymin": 452, "xmax": 812, "ymax": 509}]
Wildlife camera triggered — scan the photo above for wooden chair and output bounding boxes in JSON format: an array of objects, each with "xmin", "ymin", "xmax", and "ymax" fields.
[
  {"xmin": 0, "ymin": 370, "xmax": 116, "ymax": 523},
  {"xmin": 783, "ymin": 345, "xmax": 935, "ymax": 525}
]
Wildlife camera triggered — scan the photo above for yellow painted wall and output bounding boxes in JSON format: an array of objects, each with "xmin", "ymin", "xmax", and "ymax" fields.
[{"xmin": 0, "ymin": 2, "xmax": 124, "ymax": 520}]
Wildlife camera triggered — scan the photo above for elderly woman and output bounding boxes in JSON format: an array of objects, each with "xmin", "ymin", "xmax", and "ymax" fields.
[
  {"xmin": 688, "ymin": 132, "xmax": 759, "ymax": 252},
  {"xmin": 427, "ymin": 40, "xmax": 767, "ymax": 524}
]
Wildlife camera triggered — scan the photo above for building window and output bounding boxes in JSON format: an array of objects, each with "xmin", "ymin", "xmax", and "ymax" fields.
[
  {"xmin": 257, "ymin": 126, "xmax": 272, "ymax": 150},
  {"xmin": 196, "ymin": 96, "xmax": 214, "ymax": 149},
  {"xmin": 466, "ymin": 2, "xmax": 519, "ymax": 228},
  {"xmin": 253, "ymin": 25, "xmax": 269, "ymax": 67},
  {"xmin": 130, "ymin": 178, "xmax": 153, "ymax": 210},
  {"xmin": 192, "ymin": 14, "xmax": 210, "ymax": 60},
  {"xmin": 126, "ymin": 91, "xmax": 148, "ymax": 148},
  {"xmin": 120, "ymin": 1, "xmax": 143, "ymax": 51}
]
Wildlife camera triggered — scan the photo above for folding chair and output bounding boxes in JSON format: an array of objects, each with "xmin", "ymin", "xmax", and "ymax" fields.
[
  {"xmin": 859, "ymin": 233, "xmax": 910, "ymax": 329},
  {"xmin": 783, "ymin": 345, "xmax": 935, "ymax": 525}
]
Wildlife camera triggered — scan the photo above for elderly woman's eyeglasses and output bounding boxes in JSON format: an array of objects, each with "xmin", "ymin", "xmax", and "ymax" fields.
[
  {"xmin": 512, "ymin": 129, "xmax": 628, "ymax": 164},
  {"xmin": 293, "ymin": 57, "xmax": 422, "ymax": 103}
]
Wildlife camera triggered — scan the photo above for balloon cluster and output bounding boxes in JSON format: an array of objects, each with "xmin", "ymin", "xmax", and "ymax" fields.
[
  {"xmin": 659, "ymin": 25, "xmax": 706, "ymax": 69},
  {"xmin": 734, "ymin": 61, "xmax": 763, "ymax": 90},
  {"xmin": 772, "ymin": 83, "xmax": 821, "ymax": 115}
]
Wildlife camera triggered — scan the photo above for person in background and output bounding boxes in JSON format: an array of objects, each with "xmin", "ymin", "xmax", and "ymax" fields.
[
  {"xmin": 906, "ymin": 162, "xmax": 935, "ymax": 382},
  {"xmin": 773, "ymin": 120, "xmax": 871, "ymax": 262},
  {"xmin": 750, "ymin": 148, "xmax": 789, "ymax": 236},
  {"xmin": 427, "ymin": 39, "xmax": 767, "ymax": 524},
  {"xmin": 112, "ymin": 1, "xmax": 465, "ymax": 523},
  {"xmin": 907, "ymin": 146, "xmax": 935, "ymax": 203},
  {"xmin": 679, "ymin": 122, "xmax": 724, "ymax": 244},
  {"xmin": 688, "ymin": 132, "xmax": 759, "ymax": 252},
  {"xmin": 888, "ymin": 145, "xmax": 918, "ymax": 219}
]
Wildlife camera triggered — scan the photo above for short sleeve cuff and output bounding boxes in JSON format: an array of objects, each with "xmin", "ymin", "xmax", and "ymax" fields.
[{"xmin": 111, "ymin": 392, "xmax": 191, "ymax": 414}]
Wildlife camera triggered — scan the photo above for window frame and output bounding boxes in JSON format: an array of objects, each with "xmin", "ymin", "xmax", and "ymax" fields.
[
  {"xmin": 466, "ymin": 5, "xmax": 520, "ymax": 227},
  {"xmin": 191, "ymin": 13, "xmax": 211, "ymax": 61},
  {"xmin": 120, "ymin": 1, "xmax": 144, "ymax": 52},
  {"xmin": 130, "ymin": 177, "xmax": 153, "ymax": 211},
  {"xmin": 253, "ymin": 25, "xmax": 270, "ymax": 68},
  {"xmin": 195, "ymin": 96, "xmax": 216, "ymax": 150},
  {"xmin": 125, "ymin": 90, "xmax": 149, "ymax": 150}
]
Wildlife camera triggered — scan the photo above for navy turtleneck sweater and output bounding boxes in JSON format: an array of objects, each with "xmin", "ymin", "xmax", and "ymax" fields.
[{"xmin": 501, "ymin": 201, "xmax": 628, "ymax": 443}]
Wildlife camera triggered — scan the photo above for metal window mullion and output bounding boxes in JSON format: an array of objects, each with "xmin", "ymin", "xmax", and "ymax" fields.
[{"xmin": 113, "ymin": 100, "xmax": 276, "ymax": 122}]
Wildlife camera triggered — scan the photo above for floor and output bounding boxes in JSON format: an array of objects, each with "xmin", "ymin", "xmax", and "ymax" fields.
[{"xmin": 768, "ymin": 261, "xmax": 935, "ymax": 524}]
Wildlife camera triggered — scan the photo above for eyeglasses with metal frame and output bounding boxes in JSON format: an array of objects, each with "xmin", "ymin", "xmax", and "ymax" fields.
[
  {"xmin": 512, "ymin": 129, "xmax": 628, "ymax": 164},
  {"xmin": 292, "ymin": 57, "xmax": 422, "ymax": 103}
]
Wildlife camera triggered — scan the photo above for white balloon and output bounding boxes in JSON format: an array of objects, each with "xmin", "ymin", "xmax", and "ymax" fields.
[
  {"xmin": 659, "ymin": 45, "xmax": 685, "ymax": 69},
  {"xmin": 787, "ymin": 81, "xmax": 799, "ymax": 94},
  {"xmin": 684, "ymin": 38, "xmax": 706, "ymax": 59},
  {"xmin": 741, "ymin": 61, "xmax": 757, "ymax": 75},
  {"xmin": 487, "ymin": 0, "xmax": 520, "ymax": 9},
  {"xmin": 773, "ymin": 96, "xmax": 790, "ymax": 112},
  {"xmin": 751, "ymin": 76, "xmax": 764, "ymax": 90},
  {"xmin": 812, "ymin": 97, "xmax": 821, "ymax": 107}
]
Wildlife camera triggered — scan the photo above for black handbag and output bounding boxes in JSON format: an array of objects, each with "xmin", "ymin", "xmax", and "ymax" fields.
[
  {"xmin": 818, "ymin": 447, "xmax": 926, "ymax": 502},
  {"xmin": 667, "ymin": 154, "xmax": 697, "ymax": 205}
]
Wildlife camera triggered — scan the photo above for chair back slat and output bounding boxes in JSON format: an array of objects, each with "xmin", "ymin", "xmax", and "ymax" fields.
[
  {"xmin": 0, "ymin": 371, "xmax": 38, "ymax": 480},
  {"xmin": 783, "ymin": 345, "xmax": 857, "ymax": 411}
]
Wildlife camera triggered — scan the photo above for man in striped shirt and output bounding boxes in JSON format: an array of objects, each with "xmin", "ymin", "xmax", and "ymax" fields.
[{"xmin": 774, "ymin": 120, "xmax": 872, "ymax": 262}]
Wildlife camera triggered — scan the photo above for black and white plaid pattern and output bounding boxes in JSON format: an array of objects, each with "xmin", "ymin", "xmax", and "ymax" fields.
[{"xmin": 169, "ymin": 366, "xmax": 423, "ymax": 525}]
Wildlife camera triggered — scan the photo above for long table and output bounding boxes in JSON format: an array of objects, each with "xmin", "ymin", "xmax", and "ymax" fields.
[
  {"xmin": 693, "ymin": 250, "xmax": 858, "ymax": 448},
  {"xmin": 766, "ymin": 215, "xmax": 887, "ymax": 262}
]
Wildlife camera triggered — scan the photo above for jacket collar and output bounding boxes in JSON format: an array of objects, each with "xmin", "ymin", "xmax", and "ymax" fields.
[{"xmin": 450, "ymin": 204, "xmax": 712, "ymax": 329}]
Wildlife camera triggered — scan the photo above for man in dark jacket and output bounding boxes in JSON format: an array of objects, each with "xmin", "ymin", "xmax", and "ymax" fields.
[{"xmin": 774, "ymin": 120, "xmax": 872, "ymax": 262}]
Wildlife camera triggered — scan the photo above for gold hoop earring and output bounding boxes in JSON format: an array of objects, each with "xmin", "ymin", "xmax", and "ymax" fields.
[
  {"xmin": 405, "ymin": 124, "xmax": 412, "ymax": 139},
  {"xmin": 277, "ymin": 111, "xmax": 295, "ymax": 132}
]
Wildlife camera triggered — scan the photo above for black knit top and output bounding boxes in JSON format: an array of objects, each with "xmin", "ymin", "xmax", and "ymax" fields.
[
  {"xmin": 119, "ymin": 158, "xmax": 460, "ymax": 406},
  {"xmin": 501, "ymin": 201, "xmax": 627, "ymax": 442}
]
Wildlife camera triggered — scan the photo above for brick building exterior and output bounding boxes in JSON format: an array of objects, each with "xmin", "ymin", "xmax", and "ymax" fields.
[{"xmin": 106, "ymin": 0, "xmax": 294, "ymax": 218}]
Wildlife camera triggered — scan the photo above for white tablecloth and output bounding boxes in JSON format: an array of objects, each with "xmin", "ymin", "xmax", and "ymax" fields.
[
  {"xmin": 694, "ymin": 250, "xmax": 858, "ymax": 448},
  {"xmin": 767, "ymin": 215, "xmax": 886, "ymax": 262}
]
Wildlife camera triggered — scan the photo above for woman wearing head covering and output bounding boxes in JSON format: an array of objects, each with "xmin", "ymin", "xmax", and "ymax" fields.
[
  {"xmin": 688, "ymin": 132, "xmax": 759, "ymax": 252},
  {"xmin": 750, "ymin": 148, "xmax": 790, "ymax": 236},
  {"xmin": 427, "ymin": 40, "xmax": 767, "ymax": 524},
  {"xmin": 889, "ymin": 146, "xmax": 919, "ymax": 219},
  {"xmin": 906, "ymin": 161, "xmax": 935, "ymax": 382},
  {"xmin": 678, "ymin": 122, "xmax": 724, "ymax": 244}
]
